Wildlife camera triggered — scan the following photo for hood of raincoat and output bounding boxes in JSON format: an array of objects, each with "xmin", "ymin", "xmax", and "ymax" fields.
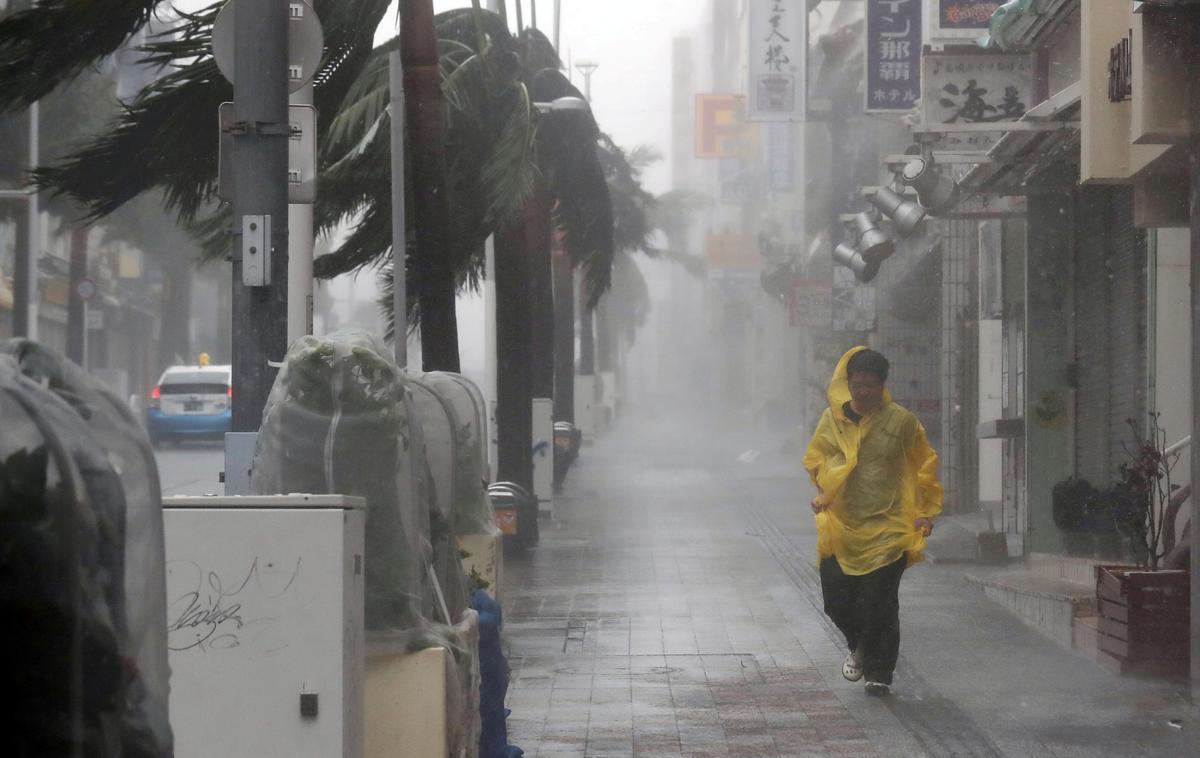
[{"xmin": 827, "ymin": 345, "xmax": 892, "ymax": 419}]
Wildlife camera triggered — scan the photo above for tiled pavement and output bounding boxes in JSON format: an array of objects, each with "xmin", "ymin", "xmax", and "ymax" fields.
[{"xmin": 499, "ymin": 412, "xmax": 1194, "ymax": 757}]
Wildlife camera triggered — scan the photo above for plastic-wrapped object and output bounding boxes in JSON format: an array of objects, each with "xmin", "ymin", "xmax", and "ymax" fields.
[
  {"xmin": 402, "ymin": 373, "xmax": 470, "ymax": 626},
  {"xmin": 422, "ymin": 372, "xmax": 499, "ymax": 537},
  {"xmin": 0, "ymin": 351, "xmax": 168, "ymax": 757},
  {"xmin": 251, "ymin": 330, "xmax": 434, "ymax": 634},
  {"xmin": 1, "ymin": 339, "xmax": 173, "ymax": 749}
]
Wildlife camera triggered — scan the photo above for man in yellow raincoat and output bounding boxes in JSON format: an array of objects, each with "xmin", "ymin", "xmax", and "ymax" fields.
[{"xmin": 803, "ymin": 347, "xmax": 943, "ymax": 695}]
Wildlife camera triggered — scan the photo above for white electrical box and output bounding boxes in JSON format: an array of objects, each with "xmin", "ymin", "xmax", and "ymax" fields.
[
  {"xmin": 532, "ymin": 398, "xmax": 553, "ymax": 514},
  {"xmin": 163, "ymin": 495, "xmax": 366, "ymax": 758}
]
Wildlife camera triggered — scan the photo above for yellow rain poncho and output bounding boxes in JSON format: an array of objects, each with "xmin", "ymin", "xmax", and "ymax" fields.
[{"xmin": 803, "ymin": 346, "xmax": 943, "ymax": 575}]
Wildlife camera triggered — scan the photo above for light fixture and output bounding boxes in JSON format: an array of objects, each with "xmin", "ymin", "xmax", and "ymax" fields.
[
  {"xmin": 870, "ymin": 184, "xmax": 925, "ymax": 237},
  {"xmin": 901, "ymin": 157, "xmax": 960, "ymax": 215},
  {"xmin": 832, "ymin": 241, "xmax": 880, "ymax": 283},
  {"xmin": 533, "ymin": 96, "xmax": 591, "ymax": 114},
  {"xmin": 852, "ymin": 211, "xmax": 894, "ymax": 264}
]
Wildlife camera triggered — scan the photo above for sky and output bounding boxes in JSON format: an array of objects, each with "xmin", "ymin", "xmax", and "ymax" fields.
[{"xmin": 377, "ymin": 0, "xmax": 707, "ymax": 194}]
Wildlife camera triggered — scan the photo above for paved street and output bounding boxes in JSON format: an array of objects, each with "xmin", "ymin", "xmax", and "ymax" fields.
[
  {"xmin": 499, "ymin": 407, "xmax": 1193, "ymax": 757},
  {"xmin": 155, "ymin": 442, "xmax": 224, "ymax": 496}
]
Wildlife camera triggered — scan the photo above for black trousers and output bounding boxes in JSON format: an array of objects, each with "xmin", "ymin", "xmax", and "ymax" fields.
[{"xmin": 819, "ymin": 555, "xmax": 906, "ymax": 685}]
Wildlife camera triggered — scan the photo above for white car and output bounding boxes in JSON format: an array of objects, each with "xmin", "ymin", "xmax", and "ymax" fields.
[{"xmin": 146, "ymin": 364, "xmax": 232, "ymax": 445}]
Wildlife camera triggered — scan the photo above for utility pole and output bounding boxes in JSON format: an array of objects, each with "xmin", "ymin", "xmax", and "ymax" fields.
[
  {"xmin": 287, "ymin": 81, "xmax": 314, "ymax": 344},
  {"xmin": 554, "ymin": 0, "xmax": 561, "ymax": 52},
  {"xmin": 1189, "ymin": 11, "xmax": 1200, "ymax": 706},
  {"xmin": 230, "ymin": 0, "xmax": 289, "ymax": 432},
  {"xmin": 389, "ymin": 47, "xmax": 407, "ymax": 369}
]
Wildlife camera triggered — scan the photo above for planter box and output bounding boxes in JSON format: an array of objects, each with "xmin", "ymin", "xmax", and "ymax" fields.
[{"xmin": 1094, "ymin": 565, "xmax": 1190, "ymax": 680}]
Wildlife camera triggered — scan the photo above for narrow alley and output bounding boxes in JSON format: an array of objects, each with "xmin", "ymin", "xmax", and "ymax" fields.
[{"xmin": 500, "ymin": 409, "xmax": 1192, "ymax": 757}]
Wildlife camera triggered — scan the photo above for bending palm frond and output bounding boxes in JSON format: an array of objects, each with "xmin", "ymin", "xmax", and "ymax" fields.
[{"xmin": 0, "ymin": 0, "xmax": 160, "ymax": 110}]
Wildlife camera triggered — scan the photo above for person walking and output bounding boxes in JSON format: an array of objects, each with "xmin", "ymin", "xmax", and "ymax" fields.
[{"xmin": 802, "ymin": 346, "xmax": 943, "ymax": 695}]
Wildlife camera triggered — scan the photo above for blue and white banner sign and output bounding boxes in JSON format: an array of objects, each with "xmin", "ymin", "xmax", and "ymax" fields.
[{"xmin": 866, "ymin": 0, "xmax": 922, "ymax": 114}]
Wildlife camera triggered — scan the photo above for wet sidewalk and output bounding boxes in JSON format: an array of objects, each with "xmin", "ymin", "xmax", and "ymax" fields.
[{"xmin": 499, "ymin": 411, "xmax": 1193, "ymax": 757}]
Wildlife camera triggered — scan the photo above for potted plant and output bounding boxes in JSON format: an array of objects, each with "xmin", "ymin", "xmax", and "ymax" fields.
[
  {"xmin": 1052, "ymin": 477, "xmax": 1097, "ymax": 557},
  {"xmin": 1094, "ymin": 414, "xmax": 1190, "ymax": 680}
]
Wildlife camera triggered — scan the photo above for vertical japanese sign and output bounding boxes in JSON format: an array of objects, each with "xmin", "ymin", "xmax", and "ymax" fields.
[
  {"xmin": 937, "ymin": 1, "xmax": 1001, "ymax": 32},
  {"xmin": 747, "ymin": 0, "xmax": 807, "ymax": 121},
  {"xmin": 865, "ymin": 0, "xmax": 922, "ymax": 114}
]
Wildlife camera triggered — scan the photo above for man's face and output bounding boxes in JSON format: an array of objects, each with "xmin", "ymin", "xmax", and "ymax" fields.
[{"xmin": 848, "ymin": 372, "xmax": 885, "ymax": 414}]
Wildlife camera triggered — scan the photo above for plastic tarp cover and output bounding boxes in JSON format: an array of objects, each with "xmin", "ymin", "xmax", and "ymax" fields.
[
  {"xmin": 423, "ymin": 372, "xmax": 499, "ymax": 537},
  {"xmin": 402, "ymin": 373, "xmax": 470, "ymax": 625},
  {"xmin": 251, "ymin": 330, "xmax": 435, "ymax": 636},
  {"xmin": 0, "ymin": 348, "xmax": 170, "ymax": 757}
]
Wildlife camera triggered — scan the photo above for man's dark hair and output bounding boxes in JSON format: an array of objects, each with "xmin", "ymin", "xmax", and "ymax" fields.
[{"xmin": 846, "ymin": 349, "xmax": 889, "ymax": 382}]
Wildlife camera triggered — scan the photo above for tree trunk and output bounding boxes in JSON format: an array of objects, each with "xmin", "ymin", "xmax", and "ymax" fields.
[
  {"xmin": 579, "ymin": 277, "xmax": 595, "ymax": 375},
  {"xmin": 596, "ymin": 293, "xmax": 615, "ymax": 374},
  {"xmin": 530, "ymin": 191, "xmax": 554, "ymax": 401},
  {"xmin": 159, "ymin": 251, "xmax": 191, "ymax": 369},
  {"xmin": 495, "ymin": 211, "xmax": 533, "ymax": 493},
  {"xmin": 552, "ymin": 229, "xmax": 574, "ymax": 421},
  {"xmin": 401, "ymin": 0, "xmax": 460, "ymax": 372}
]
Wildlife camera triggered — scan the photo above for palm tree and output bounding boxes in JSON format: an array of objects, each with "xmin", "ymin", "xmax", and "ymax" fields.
[{"xmin": 298, "ymin": 9, "xmax": 613, "ymax": 492}]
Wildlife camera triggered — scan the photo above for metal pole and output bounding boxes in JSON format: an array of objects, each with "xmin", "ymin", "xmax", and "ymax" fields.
[
  {"xmin": 287, "ymin": 82, "xmax": 315, "ymax": 344},
  {"xmin": 515, "ymin": 0, "xmax": 523, "ymax": 32},
  {"xmin": 554, "ymin": 0, "xmax": 561, "ymax": 52},
  {"xmin": 389, "ymin": 49, "xmax": 408, "ymax": 369},
  {"xmin": 1190, "ymin": 16, "xmax": 1200, "ymax": 704},
  {"xmin": 230, "ymin": 0, "xmax": 290, "ymax": 432},
  {"xmin": 530, "ymin": 0, "xmax": 537, "ymax": 29}
]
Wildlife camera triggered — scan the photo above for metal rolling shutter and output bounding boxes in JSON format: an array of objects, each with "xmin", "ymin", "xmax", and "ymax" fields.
[
  {"xmin": 1073, "ymin": 193, "xmax": 1110, "ymax": 485},
  {"xmin": 1073, "ymin": 188, "xmax": 1146, "ymax": 486},
  {"xmin": 1106, "ymin": 191, "xmax": 1146, "ymax": 476}
]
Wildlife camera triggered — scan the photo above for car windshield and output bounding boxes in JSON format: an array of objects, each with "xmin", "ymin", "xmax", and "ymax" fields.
[
  {"xmin": 160, "ymin": 371, "xmax": 229, "ymax": 395},
  {"xmin": 162, "ymin": 371, "xmax": 228, "ymax": 386}
]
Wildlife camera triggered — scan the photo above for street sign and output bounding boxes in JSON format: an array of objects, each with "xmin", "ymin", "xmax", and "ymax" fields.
[
  {"xmin": 746, "ymin": 0, "xmax": 807, "ymax": 122},
  {"xmin": 920, "ymin": 52, "xmax": 1033, "ymax": 151},
  {"xmin": 85, "ymin": 308, "xmax": 103, "ymax": 330},
  {"xmin": 788, "ymin": 278, "xmax": 831, "ymax": 328},
  {"xmin": 695, "ymin": 95, "xmax": 759, "ymax": 159},
  {"xmin": 703, "ymin": 232, "xmax": 758, "ymax": 271},
  {"xmin": 76, "ymin": 278, "xmax": 97, "ymax": 301},
  {"xmin": 831, "ymin": 267, "xmax": 876, "ymax": 332},
  {"xmin": 212, "ymin": 0, "xmax": 324, "ymax": 94},
  {"xmin": 865, "ymin": 0, "xmax": 922, "ymax": 114},
  {"xmin": 218, "ymin": 102, "xmax": 317, "ymax": 203}
]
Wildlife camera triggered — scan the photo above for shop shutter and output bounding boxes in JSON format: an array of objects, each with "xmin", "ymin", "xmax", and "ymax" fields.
[
  {"xmin": 1072, "ymin": 188, "xmax": 1146, "ymax": 486},
  {"xmin": 1073, "ymin": 193, "xmax": 1111, "ymax": 486},
  {"xmin": 1106, "ymin": 191, "xmax": 1146, "ymax": 477}
]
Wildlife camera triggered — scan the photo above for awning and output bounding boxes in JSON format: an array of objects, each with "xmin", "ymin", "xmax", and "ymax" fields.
[
  {"xmin": 978, "ymin": 0, "xmax": 1079, "ymax": 51},
  {"xmin": 958, "ymin": 81, "xmax": 1081, "ymax": 194}
]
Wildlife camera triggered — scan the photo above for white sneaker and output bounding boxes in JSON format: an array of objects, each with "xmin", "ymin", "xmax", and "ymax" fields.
[
  {"xmin": 841, "ymin": 652, "xmax": 863, "ymax": 682},
  {"xmin": 864, "ymin": 680, "xmax": 891, "ymax": 696}
]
